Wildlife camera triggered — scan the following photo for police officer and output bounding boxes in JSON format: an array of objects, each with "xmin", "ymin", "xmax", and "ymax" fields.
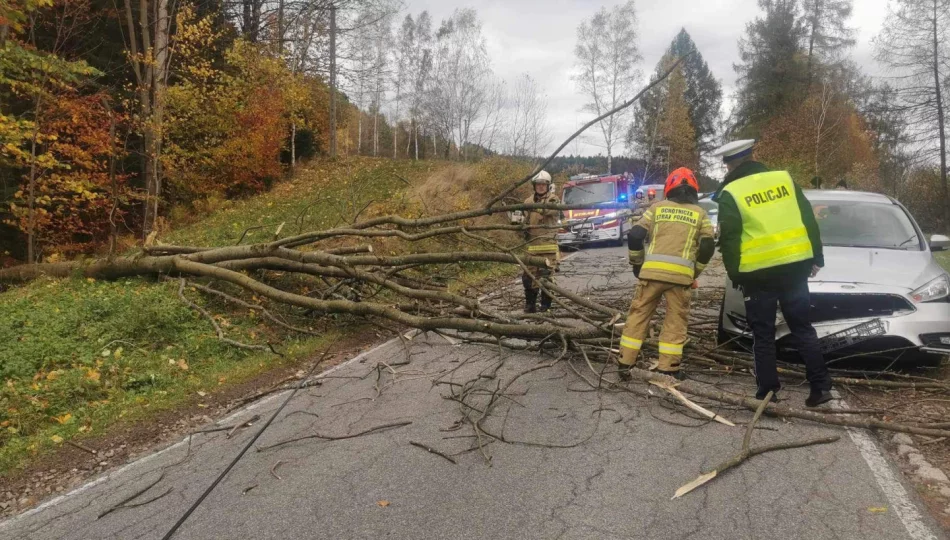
[
  {"xmin": 712, "ymin": 139, "xmax": 832, "ymax": 407},
  {"xmin": 521, "ymin": 171, "xmax": 561, "ymax": 313},
  {"xmin": 619, "ymin": 168, "xmax": 716, "ymax": 380}
]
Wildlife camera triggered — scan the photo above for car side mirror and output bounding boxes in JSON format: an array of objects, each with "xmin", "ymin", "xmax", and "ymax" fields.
[{"xmin": 929, "ymin": 234, "xmax": 950, "ymax": 251}]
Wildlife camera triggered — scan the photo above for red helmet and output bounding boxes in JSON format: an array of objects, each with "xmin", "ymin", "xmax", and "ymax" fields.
[{"xmin": 664, "ymin": 167, "xmax": 699, "ymax": 197}]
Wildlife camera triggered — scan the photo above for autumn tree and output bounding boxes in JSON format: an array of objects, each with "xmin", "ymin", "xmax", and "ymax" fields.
[
  {"xmin": 874, "ymin": 0, "xmax": 950, "ymax": 229},
  {"xmin": 0, "ymin": 0, "xmax": 113, "ymax": 262},
  {"xmin": 573, "ymin": 0, "xmax": 642, "ymax": 173}
]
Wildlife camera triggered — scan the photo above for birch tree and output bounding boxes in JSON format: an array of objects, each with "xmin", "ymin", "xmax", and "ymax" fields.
[
  {"xmin": 505, "ymin": 74, "xmax": 551, "ymax": 157},
  {"xmin": 427, "ymin": 9, "xmax": 492, "ymax": 160},
  {"xmin": 573, "ymin": 0, "xmax": 641, "ymax": 174}
]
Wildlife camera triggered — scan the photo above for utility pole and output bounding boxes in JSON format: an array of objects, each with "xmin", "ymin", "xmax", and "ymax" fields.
[{"xmin": 329, "ymin": 3, "xmax": 338, "ymax": 159}]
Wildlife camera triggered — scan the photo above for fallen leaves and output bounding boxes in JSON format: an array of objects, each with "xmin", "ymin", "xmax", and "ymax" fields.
[{"xmin": 376, "ymin": 500, "xmax": 390, "ymax": 507}]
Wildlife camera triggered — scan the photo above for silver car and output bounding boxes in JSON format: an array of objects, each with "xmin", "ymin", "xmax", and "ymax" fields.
[{"xmin": 718, "ymin": 190, "xmax": 950, "ymax": 365}]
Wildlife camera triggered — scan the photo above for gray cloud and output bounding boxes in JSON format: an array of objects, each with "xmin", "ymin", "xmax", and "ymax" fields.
[{"xmin": 403, "ymin": 0, "xmax": 889, "ymax": 157}]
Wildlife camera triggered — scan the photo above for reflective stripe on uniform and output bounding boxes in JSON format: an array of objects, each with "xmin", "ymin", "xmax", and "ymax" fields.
[
  {"xmin": 695, "ymin": 262, "xmax": 707, "ymax": 274},
  {"xmin": 620, "ymin": 336, "xmax": 643, "ymax": 350},
  {"xmin": 641, "ymin": 260, "xmax": 694, "ymax": 277},
  {"xmin": 722, "ymin": 171, "xmax": 814, "ymax": 273},
  {"xmin": 658, "ymin": 342, "xmax": 684, "ymax": 356},
  {"xmin": 642, "ymin": 253, "xmax": 694, "ymax": 277},
  {"xmin": 644, "ymin": 253, "xmax": 695, "ymax": 269}
]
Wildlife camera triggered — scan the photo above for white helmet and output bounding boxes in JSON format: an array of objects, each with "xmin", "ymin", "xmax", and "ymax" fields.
[{"xmin": 531, "ymin": 170, "xmax": 552, "ymax": 185}]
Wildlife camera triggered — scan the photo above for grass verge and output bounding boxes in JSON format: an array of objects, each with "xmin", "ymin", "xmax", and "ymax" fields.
[
  {"xmin": 0, "ymin": 156, "xmax": 532, "ymax": 477},
  {"xmin": 936, "ymin": 250, "xmax": 950, "ymax": 273}
]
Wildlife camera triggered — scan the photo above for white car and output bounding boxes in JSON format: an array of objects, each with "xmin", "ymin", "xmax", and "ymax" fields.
[{"xmin": 718, "ymin": 190, "xmax": 950, "ymax": 366}]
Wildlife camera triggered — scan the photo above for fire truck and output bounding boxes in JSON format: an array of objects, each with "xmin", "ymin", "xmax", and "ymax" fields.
[{"xmin": 556, "ymin": 173, "xmax": 635, "ymax": 247}]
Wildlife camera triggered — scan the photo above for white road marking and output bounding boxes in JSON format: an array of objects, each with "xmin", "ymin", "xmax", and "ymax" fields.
[
  {"xmin": 832, "ymin": 390, "xmax": 939, "ymax": 540},
  {"xmin": 14, "ymin": 249, "xmax": 936, "ymax": 539},
  {"xmin": 0, "ymin": 255, "xmax": 563, "ymax": 530},
  {"xmin": 0, "ymin": 335, "xmax": 406, "ymax": 531}
]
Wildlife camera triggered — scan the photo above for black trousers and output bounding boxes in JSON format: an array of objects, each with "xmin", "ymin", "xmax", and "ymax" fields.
[{"xmin": 743, "ymin": 278, "xmax": 831, "ymax": 395}]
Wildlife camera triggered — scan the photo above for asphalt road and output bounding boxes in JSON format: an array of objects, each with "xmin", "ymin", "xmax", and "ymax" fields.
[{"xmin": 0, "ymin": 246, "xmax": 945, "ymax": 540}]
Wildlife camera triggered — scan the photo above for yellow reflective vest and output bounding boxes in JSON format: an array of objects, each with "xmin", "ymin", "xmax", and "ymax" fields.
[{"xmin": 721, "ymin": 171, "xmax": 814, "ymax": 273}]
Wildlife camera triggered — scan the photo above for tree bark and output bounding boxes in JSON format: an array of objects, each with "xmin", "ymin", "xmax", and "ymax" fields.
[
  {"xmin": 329, "ymin": 5, "xmax": 337, "ymax": 158},
  {"xmin": 932, "ymin": 0, "xmax": 950, "ymax": 229}
]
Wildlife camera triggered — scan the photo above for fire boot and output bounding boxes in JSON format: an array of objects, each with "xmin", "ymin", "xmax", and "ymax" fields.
[
  {"xmin": 524, "ymin": 288, "xmax": 538, "ymax": 314},
  {"xmin": 617, "ymin": 362, "xmax": 633, "ymax": 381},
  {"xmin": 538, "ymin": 291, "xmax": 553, "ymax": 312}
]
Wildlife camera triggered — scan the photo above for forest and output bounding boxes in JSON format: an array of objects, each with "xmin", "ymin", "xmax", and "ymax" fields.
[{"xmin": 2, "ymin": 0, "xmax": 949, "ymax": 267}]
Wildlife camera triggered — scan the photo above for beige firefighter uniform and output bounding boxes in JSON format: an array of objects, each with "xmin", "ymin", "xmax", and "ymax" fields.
[
  {"xmin": 522, "ymin": 191, "xmax": 561, "ymax": 291},
  {"xmin": 620, "ymin": 200, "xmax": 715, "ymax": 372}
]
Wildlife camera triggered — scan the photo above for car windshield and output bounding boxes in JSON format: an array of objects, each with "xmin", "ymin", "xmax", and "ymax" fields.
[
  {"xmin": 563, "ymin": 182, "xmax": 615, "ymax": 205},
  {"xmin": 810, "ymin": 200, "xmax": 921, "ymax": 250}
]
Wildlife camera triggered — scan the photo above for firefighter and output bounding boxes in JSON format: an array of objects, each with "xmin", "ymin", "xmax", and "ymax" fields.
[
  {"xmin": 618, "ymin": 168, "xmax": 716, "ymax": 380},
  {"xmin": 521, "ymin": 170, "xmax": 560, "ymax": 313},
  {"xmin": 712, "ymin": 139, "xmax": 832, "ymax": 407}
]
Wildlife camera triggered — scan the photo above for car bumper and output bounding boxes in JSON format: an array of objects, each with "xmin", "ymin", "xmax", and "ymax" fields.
[
  {"xmin": 721, "ymin": 282, "xmax": 950, "ymax": 358},
  {"xmin": 557, "ymin": 226, "xmax": 622, "ymax": 245}
]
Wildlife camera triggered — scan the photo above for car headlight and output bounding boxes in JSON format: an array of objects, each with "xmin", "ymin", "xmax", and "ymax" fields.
[{"xmin": 910, "ymin": 274, "xmax": 950, "ymax": 303}]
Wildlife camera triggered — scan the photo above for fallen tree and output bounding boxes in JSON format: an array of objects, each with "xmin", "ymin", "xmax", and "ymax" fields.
[{"xmin": 6, "ymin": 53, "xmax": 949, "ymax": 534}]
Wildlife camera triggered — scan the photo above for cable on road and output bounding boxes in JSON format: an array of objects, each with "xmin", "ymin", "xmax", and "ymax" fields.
[{"xmin": 161, "ymin": 347, "xmax": 334, "ymax": 540}]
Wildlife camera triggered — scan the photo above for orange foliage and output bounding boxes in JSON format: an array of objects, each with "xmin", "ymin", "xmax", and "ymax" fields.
[
  {"xmin": 6, "ymin": 91, "xmax": 128, "ymax": 257},
  {"xmin": 756, "ymin": 87, "xmax": 880, "ymax": 191},
  {"xmin": 216, "ymin": 85, "xmax": 286, "ymax": 197}
]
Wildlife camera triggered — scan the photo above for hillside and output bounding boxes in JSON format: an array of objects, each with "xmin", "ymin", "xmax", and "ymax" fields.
[{"xmin": 0, "ymin": 157, "xmax": 534, "ymax": 477}]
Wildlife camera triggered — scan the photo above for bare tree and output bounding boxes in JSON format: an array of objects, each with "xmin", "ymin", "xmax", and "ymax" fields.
[
  {"xmin": 504, "ymin": 74, "xmax": 551, "ymax": 157},
  {"xmin": 875, "ymin": 0, "xmax": 950, "ymax": 228},
  {"xmin": 405, "ymin": 11, "xmax": 432, "ymax": 160},
  {"xmin": 426, "ymin": 9, "xmax": 492, "ymax": 160},
  {"xmin": 573, "ymin": 0, "xmax": 641, "ymax": 174}
]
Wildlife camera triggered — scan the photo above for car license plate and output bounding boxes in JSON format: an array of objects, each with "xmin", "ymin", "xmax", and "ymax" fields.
[{"xmin": 818, "ymin": 319, "xmax": 887, "ymax": 354}]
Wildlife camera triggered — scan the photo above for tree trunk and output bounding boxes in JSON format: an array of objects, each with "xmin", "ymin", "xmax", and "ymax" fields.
[
  {"xmin": 242, "ymin": 0, "xmax": 251, "ymax": 38},
  {"xmin": 277, "ymin": 0, "xmax": 284, "ymax": 53},
  {"xmin": 152, "ymin": 0, "xmax": 169, "ymax": 233},
  {"xmin": 607, "ymin": 150, "xmax": 612, "ymax": 175},
  {"xmin": 373, "ymin": 107, "xmax": 379, "ymax": 157},
  {"xmin": 806, "ymin": 1, "xmax": 821, "ymax": 88},
  {"xmin": 329, "ymin": 5, "xmax": 337, "ymax": 158},
  {"xmin": 290, "ymin": 121, "xmax": 296, "ymax": 169},
  {"xmin": 27, "ymin": 95, "xmax": 42, "ymax": 264},
  {"xmin": 933, "ymin": 0, "xmax": 950, "ymax": 230}
]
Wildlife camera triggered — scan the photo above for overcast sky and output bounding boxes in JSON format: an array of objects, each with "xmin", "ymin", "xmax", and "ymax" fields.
[{"xmin": 401, "ymin": 0, "xmax": 892, "ymax": 158}]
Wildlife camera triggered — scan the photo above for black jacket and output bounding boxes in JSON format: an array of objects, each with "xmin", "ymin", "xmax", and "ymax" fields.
[{"xmin": 716, "ymin": 160, "xmax": 824, "ymax": 288}]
